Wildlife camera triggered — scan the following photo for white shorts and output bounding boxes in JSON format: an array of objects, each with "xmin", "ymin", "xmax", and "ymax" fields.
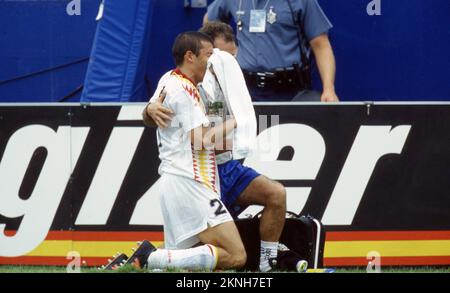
[{"xmin": 159, "ymin": 173, "xmax": 233, "ymax": 249}]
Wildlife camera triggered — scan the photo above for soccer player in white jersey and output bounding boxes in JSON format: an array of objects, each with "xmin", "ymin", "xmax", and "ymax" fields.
[
  {"xmin": 131, "ymin": 32, "xmax": 247, "ymax": 272},
  {"xmin": 143, "ymin": 23, "xmax": 290, "ymax": 272}
]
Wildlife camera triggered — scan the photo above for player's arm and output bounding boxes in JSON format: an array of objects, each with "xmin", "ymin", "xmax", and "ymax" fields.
[
  {"xmin": 190, "ymin": 118, "xmax": 236, "ymax": 150},
  {"xmin": 142, "ymin": 91, "xmax": 174, "ymax": 128},
  {"xmin": 142, "ymin": 104, "xmax": 157, "ymax": 127}
]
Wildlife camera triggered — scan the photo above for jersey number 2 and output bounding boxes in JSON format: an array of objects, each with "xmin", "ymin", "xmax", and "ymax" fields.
[{"xmin": 210, "ymin": 199, "xmax": 227, "ymax": 216}]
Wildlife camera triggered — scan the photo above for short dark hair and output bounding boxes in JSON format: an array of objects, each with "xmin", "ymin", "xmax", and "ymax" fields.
[
  {"xmin": 199, "ymin": 21, "xmax": 236, "ymax": 43},
  {"xmin": 172, "ymin": 31, "xmax": 214, "ymax": 66}
]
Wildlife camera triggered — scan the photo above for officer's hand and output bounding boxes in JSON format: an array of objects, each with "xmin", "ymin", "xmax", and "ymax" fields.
[
  {"xmin": 321, "ymin": 89, "xmax": 339, "ymax": 102},
  {"xmin": 146, "ymin": 91, "xmax": 173, "ymax": 128}
]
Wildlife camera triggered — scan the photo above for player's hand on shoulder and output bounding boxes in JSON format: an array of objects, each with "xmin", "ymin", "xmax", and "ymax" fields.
[{"xmin": 147, "ymin": 90, "xmax": 174, "ymax": 128}]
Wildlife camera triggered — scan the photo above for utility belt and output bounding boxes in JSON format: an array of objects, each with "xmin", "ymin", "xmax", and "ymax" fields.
[{"xmin": 242, "ymin": 64, "xmax": 311, "ymax": 91}]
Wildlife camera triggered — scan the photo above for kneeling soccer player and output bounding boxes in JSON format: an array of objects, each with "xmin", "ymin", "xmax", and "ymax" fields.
[{"xmin": 123, "ymin": 32, "xmax": 246, "ymax": 272}]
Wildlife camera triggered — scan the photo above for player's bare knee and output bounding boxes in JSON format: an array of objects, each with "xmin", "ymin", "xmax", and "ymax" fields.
[{"xmin": 266, "ymin": 182, "xmax": 286, "ymax": 210}]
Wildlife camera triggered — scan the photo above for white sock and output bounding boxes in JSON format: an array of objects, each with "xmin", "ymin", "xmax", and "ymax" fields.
[
  {"xmin": 259, "ymin": 240, "xmax": 278, "ymax": 272},
  {"xmin": 147, "ymin": 244, "xmax": 218, "ymax": 271}
]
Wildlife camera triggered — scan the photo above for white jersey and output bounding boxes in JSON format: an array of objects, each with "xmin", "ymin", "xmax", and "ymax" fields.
[
  {"xmin": 156, "ymin": 69, "xmax": 220, "ymax": 194},
  {"xmin": 151, "ymin": 66, "xmax": 233, "ymax": 164}
]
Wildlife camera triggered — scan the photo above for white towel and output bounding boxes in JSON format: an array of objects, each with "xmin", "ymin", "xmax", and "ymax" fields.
[{"xmin": 202, "ymin": 49, "xmax": 257, "ymax": 159}]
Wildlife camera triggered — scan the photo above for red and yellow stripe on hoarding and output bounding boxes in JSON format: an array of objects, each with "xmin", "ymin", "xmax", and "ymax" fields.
[
  {"xmin": 0, "ymin": 231, "xmax": 164, "ymax": 267},
  {"xmin": 1, "ymin": 230, "xmax": 450, "ymax": 267},
  {"xmin": 324, "ymin": 231, "xmax": 450, "ymax": 266}
]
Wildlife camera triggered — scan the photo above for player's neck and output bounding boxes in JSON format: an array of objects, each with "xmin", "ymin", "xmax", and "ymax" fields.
[{"xmin": 176, "ymin": 66, "xmax": 198, "ymax": 85}]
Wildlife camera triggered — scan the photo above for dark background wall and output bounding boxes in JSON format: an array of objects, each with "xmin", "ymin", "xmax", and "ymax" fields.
[{"xmin": 0, "ymin": 0, "xmax": 449, "ymax": 102}]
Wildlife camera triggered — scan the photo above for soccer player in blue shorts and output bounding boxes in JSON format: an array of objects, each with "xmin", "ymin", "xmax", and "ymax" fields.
[{"xmin": 143, "ymin": 22, "xmax": 287, "ymax": 272}]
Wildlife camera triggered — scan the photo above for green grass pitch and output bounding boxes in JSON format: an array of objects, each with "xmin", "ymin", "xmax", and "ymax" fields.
[{"xmin": 1, "ymin": 265, "xmax": 449, "ymax": 273}]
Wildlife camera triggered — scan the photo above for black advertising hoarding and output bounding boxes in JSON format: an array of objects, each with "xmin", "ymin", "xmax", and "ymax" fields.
[{"xmin": 0, "ymin": 103, "xmax": 449, "ymax": 267}]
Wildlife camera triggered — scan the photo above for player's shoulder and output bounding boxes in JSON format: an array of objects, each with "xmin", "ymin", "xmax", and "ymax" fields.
[
  {"xmin": 165, "ymin": 72, "xmax": 200, "ymax": 104},
  {"xmin": 160, "ymin": 75, "xmax": 181, "ymax": 99}
]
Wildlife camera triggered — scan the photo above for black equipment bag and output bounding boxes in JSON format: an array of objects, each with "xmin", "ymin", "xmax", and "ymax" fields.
[{"xmin": 235, "ymin": 212, "xmax": 325, "ymax": 271}]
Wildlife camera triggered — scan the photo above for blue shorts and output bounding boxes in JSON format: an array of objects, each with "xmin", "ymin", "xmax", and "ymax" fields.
[{"xmin": 218, "ymin": 160, "xmax": 260, "ymax": 218}]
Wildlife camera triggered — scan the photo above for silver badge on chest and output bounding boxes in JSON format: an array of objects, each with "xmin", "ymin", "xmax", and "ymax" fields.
[{"xmin": 267, "ymin": 6, "xmax": 277, "ymax": 24}]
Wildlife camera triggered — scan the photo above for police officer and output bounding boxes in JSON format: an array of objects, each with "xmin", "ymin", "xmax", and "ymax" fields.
[{"xmin": 204, "ymin": 0, "xmax": 339, "ymax": 102}]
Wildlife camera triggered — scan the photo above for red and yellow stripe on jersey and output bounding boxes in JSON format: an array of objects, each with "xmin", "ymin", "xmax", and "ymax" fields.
[
  {"xmin": 192, "ymin": 146, "xmax": 218, "ymax": 193},
  {"xmin": 171, "ymin": 69, "xmax": 218, "ymax": 194}
]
